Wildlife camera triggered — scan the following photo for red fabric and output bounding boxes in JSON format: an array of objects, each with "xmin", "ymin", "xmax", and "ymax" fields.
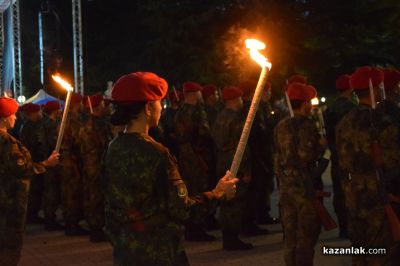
[
  {"xmin": 112, "ymin": 72, "xmax": 168, "ymax": 102},
  {"xmin": 202, "ymin": 84, "xmax": 217, "ymax": 98},
  {"xmin": 70, "ymin": 93, "xmax": 83, "ymax": 106},
  {"xmin": 168, "ymin": 91, "xmax": 183, "ymax": 103},
  {"xmin": 183, "ymin": 81, "xmax": 203, "ymax": 93},
  {"xmin": 351, "ymin": 66, "xmax": 384, "ymax": 90},
  {"xmin": 222, "ymin": 86, "xmax": 243, "ymax": 101},
  {"xmin": 23, "ymin": 103, "xmax": 41, "ymax": 114},
  {"xmin": 0, "ymin": 97, "xmax": 18, "ymax": 118},
  {"xmin": 239, "ymin": 80, "xmax": 257, "ymax": 96},
  {"xmin": 384, "ymin": 69, "xmax": 400, "ymax": 91},
  {"xmin": 288, "ymin": 74, "xmax": 307, "ymax": 85},
  {"xmin": 287, "ymin": 82, "xmax": 317, "ymax": 101},
  {"xmin": 336, "ymin": 74, "xmax": 352, "ymax": 91},
  {"xmin": 44, "ymin": 101, "xmax": 61, "ymax": 113},
  {"xmin": 84, "ymin": 94, "xmax": 103, "ymax": 109}
]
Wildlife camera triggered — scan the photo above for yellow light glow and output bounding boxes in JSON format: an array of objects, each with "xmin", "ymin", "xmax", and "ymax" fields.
[
  {"xmin": 245, "ymin": 38, "xmax": 272, "ymax": 69},
  {"xmin": 311, "ymin": 97, "xmax": 319, "ymax": 106},
  {"xmin": 52, "ymin": 75, "xmax": 74, "ymax": 92}
]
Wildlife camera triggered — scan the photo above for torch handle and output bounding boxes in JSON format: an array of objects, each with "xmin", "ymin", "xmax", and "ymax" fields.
[
  {"xmin": 88, "ymin": 96, "xmax": 93, "ymax": 114},
  {"xmin": 55, "ymin": 91, "xmax": 72, "ymax": 153},
  {"xmin": 229, "ymin": 67, "xmax": 269, "ymax": 177}
]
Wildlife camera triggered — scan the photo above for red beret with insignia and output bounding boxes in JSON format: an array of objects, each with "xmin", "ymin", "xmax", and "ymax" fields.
[
  {"xmin": 202, "ymin": 84, "xmax": 217, "ymax": 98},
  {"xmin": 383, "ymin": 69, "xmax": 400, "ymax": 91},
  {"xmin": 287, "ymin": 82, "xmax": 317, "ymax": 101},
  {"xmin": 0, "ymin": 97, "xmax": 19, "ymax": 118},
  {"xmin": 44, "ymin": 101, "xmax": 61, "ymax": 113},
  {"xmin": 351, "ymin": 66, "xmax": 384, "ymax": 90},
  {"xmin": 183, "ymin": 81, "xmax": 203, "ymax": 93},
  {"xmin": 112, "ymin": 72, "xmax": 168, "ymax": 102},
  {"xmin": 336, "ymin": 74, "xmax": 352, "ymax": 91},
  {"xmin": 222, "ymin": 86, "xmax": 243, "ymax": 101}
]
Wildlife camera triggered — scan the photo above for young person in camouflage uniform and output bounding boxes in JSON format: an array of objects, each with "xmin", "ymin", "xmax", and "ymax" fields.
[{"xmin": 104, "ymin": 72, "xmax": 238, "ymax": 266}]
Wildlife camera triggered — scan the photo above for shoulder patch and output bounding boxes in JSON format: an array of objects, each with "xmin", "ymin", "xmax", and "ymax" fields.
[{"xmin": 177, "ymin": 183, "xmax": 187, "ymax": 198}]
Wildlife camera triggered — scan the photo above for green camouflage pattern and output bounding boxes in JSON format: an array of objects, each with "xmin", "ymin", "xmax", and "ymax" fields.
[
  {"xmin": 104, "ymin": 132, "xmax": 217, "ymax": 265},
  {"xmin": 336, "ymin": 104, "xmax": 400, "ymax": 265},
  {"xmin": 274, "ymin": 115, "xmax": 323, "ymax": 265},
  {"xmin": 0, "ymin": 130, "xmax": 45, "ymax": 265},
  {"xmin": 79, "ymin": 114, "xmax": 113, "ymax": 230}
]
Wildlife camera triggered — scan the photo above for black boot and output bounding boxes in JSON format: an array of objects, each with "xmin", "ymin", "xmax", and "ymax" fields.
[
  {"xmin": 44, "ymin": 217, "xmax": 65, "ymax": 231},
  {"xmin": 222, "ymin": 231, "xmax": 253, "ymax": 251},
  {"xmin": 185, "ymin": 228, "xmax": 216, "ymax": 241},
  {"xmin": 65, "ymin": 223, "xmax": 89, "ymax": 236},
  {"xmin": 26, "ymin": 214, "xmax": 44, "ymax": 224}
]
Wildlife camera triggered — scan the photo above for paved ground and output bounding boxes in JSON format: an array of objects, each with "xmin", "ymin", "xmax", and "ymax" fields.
[{"xmin": 20, "ymin": 168, "xmax": 353, "ymax": 265}]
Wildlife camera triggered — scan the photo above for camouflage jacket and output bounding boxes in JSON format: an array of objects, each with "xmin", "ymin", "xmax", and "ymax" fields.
[
  {"xmin": 0, "ymin": 130, "xmax": 46, "ymax": 211},
  {"xmin": 212, "ymin": 107, "xmax": 250, "ymax": 178},
  {"xmin": 274, "ymin": 115, "xmax": 324, "ymax": 198},
  {"xmin": 104, "ymin": 133, "xmax": 218, "ymax": 245},
  {"xmin": 61, "ymin": 112, "xmax": 84, "ymax": 158},
  {"xmin": 19, "ymin": 120, "xmax": 46, "ymax": 161},
  {"xmin": 38, "ymin": 116, "xmax": 59, "ymax": 157},
  {"xmin": 336, "ymin": 104, "xmax": 400, "ymax": 174},
  {"xmin": 323, "ymin": 96, "xmax": 357, "ymax": 163},
  {"xmin": 79, "ymin": 114, "xmax": 113, "ymax": 167}
]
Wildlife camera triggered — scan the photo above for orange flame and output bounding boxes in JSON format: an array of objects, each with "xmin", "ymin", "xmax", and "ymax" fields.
[
  {"xmin": 52, "ymin": 75, "xmax": 74, "ymax": 92},
  {"xmin": 245, "ymin": 39, "xmax": 272, "ymax": 69}
]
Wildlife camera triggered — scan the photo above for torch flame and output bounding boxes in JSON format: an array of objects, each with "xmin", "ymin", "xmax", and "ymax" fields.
[
  {"xmin": 245, "ymin": 39, "xmax": 272, "ymax": 69},
  {"xmin": 52, "ymin": 75, "xmax": 74, "ymax": 92}
]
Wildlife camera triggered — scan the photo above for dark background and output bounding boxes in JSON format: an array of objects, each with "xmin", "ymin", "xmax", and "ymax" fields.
[{"xmin": 21, "ymin": 0, "xmax": 400, "ymax": 101}]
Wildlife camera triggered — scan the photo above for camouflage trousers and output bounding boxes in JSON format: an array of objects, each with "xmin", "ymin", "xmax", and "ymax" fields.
[
  {"xmin": 43, "ymin": 167, "xmax": 61, "ymax": 219},
  {"xmin": 27, "ymin": 173, "xmax": 43, "ymax": 219},
  {"xmin": 345, "ymin": 173, "xmax": 399, "ymax": 266},
  {"xmin": 61, "ymin": 156, "xmax": 83, "ymax": 225},
  {"xmin": 331, "ymin": 162, "xmax": 348, "ymax": 235},
  {"xmin": 280, "ymin": 193, "xmax": 321, "ymax": 266},
  {"xmin": 82, "ymin": 164, "xmax": 105, "ymax": 231},
  {"xmin": 0, "ymin": 179, "xmax": 29, "ymax": 266},
  {"xmin": 110, "ymin": 228, "xmax": 189, "ymax": 266}
]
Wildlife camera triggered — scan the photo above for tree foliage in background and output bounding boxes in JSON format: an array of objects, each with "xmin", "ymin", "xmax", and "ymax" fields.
[{"xmin": 20, "ymin": 0, "xmax": 400, "ymax": 99}]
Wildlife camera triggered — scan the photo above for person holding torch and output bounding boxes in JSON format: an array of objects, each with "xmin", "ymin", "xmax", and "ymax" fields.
[
  {"xmin": 0, "ymin": 97, "xmax": 59, "ymax": 266},
  {"xmin": 104, "ymin": 72, "xmax": 238, "ymax": 265}
]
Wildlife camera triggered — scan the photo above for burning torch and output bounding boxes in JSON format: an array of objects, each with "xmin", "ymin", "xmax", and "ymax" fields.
[
  {"xmin": 52, "ymin": 74, "xmax": 73, "ymax": 153},
  {"xmin": 229, "ymin": 39, "xmax": 272, "ymax": 177}
]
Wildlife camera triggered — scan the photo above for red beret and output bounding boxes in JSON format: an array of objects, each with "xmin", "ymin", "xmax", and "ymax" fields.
[
  {"xmin": 288, "ymin": 82, "xmax": 317, "ymax": 101},
  {"xmin": 336, "ymin": 74, "xmax": 352, "ymax": 91},
  {"xmin": 44, "ymin": 101, "xmax": 61, "ymax": 113},
  {"xmin": 351, "ymin": 66, "xmax": 384, "ymax": 90},
  {"xmin": 23, "ymin": 103, "xmax": 41, "ymax": 114},
  {"xmin": 183, "ymin": 81, "xmax": 203, "ymax": 93},
  {"xmin": 0, "ymin": 97, "xmax": 18, "ymax": 118},
  {"xmin": 383, "ymin": 69, "xmax": 400, "ymax": 91},
  {"xmin": 288, "ymin": 74, "xmax": 307, "ymax": 85},
  {"xmin": 239, "ymin": 80, "xmax": 257, "ymax": 96},
  {"xmin": 112, "ymin": 72, "xmax": 168, "ymax": 102},
  {"xmin": 222, "ymin": 86, "xmax": 243, "ymax": 101},
  {"xmin": 202, "ymin": 84, "xmax": 217, "ymax": 98},
  {"xmin": 84, "ymin": 94, "xmax": 103, "ymax": 109},
  {"xmin": 70, "ymin": 93, "xmax": 83, "ymax": 106},
  {"xmin": 168, "ymin": 91, "xmax": 183, "ymax": 103}
]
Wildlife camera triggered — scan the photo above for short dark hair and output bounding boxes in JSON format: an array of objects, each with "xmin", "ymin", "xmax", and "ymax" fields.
[
  {"xmin": 110, "ymin": 101, "xmax": 148, "ymax": 126},
  {"xmin": 290, "ymin": 100, "xmax": 306, "ymax": 110}
]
